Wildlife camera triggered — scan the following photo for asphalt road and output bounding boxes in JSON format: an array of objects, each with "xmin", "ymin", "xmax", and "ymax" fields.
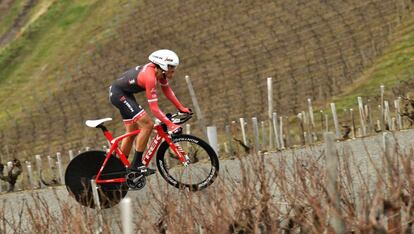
[{"xmin": 2, "ymin": 129, "xmax": 414, "ymax": 232}]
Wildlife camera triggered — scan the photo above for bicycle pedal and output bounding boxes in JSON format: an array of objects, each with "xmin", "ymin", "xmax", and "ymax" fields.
[{"xmin": 130, "ymin": 166, "xmax": 156, "ymax": 177}]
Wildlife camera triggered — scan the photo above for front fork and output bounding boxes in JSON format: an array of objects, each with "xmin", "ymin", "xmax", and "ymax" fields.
[{"xmin": 163, "ymin": 134, "xmax": 190, "ymax": 167}]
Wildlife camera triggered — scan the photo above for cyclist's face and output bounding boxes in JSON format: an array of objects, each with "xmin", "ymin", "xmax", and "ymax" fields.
[{"xmin": 165, "ymin": 66, "xmax": 176, "ymax": 79}]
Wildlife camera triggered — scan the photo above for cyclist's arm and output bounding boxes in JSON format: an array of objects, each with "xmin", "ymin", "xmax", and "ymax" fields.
[
  {"xmin": 160, "ymin": 79, "xmax": 186, "ymax": 111},
  {"xmin": 145, "ymin": 77, "xmax": 175, "ymax": 127}
]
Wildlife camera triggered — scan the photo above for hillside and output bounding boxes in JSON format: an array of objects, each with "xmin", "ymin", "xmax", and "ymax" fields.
[{"xmin": 0, "ymin": 0, "xmax": 413, "ymax": 160}]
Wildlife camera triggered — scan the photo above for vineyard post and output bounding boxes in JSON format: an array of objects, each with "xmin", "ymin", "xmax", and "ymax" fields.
[
  {"xmin": 325, "ymin": 132, "xmax": 346, "ymax": 233},
  {"xmin": 297, "ymin": 113, "xmax": 306, "ymax": 145},
  {"xmin": 365, "ymin": 102, "xmax": 373, "ymax": 134},
  {"xmin": 35, "ymin": 155, "xmax": 45, "ymax": 188},
  {"xmin": 395, "ymin": 98, "xmax": 402, "ymax": 130},
  {"xmin": 6, "ymin": 162, "xmax": 13, "ymax": 191},
  {"xmin": 185, "ymin": 123, "xmax": 191, "ymax": 135},
  {"xmin": 267, "ymin": 77, "xmax": 274, "ymax": 150},
  {"xmin": 384, "ymin": 101, "xmax": 391, "ymax": 130},
  {"xmin": 391, "ymin": 117, "xmax": 396, "ymax": 131},
  {"xmin": 69, "ymin": 150, "xmax": 74, "ymax": 161},
  {"xmin": 280, "ymin": 116, "xmax": 286, "ymax": 148},
  {"xmin": 120, "ymin": 197, "xmax": 133, "ymax": 234},
  {"xmin": 272, "ymin": 112, "xmax": 281, "ymax": 149},
  {"xmin": 90, "ymin": 179, "xmax": 104, "ymax": 233},
  {"xmin": 380, "ymin": 85, "xmax": 385, "ymax": 131},
  {"xmin": 261, "ymin": 121, "xmax": 267, "ymax": 150},
  {"xmin": 358, "ymin": 97, "xmax": 367, "ymax": 136},
  {"xmin": 308, "ymin": 98, "xmax": 317, "ymax": 142},
  {"xmin": 47, "ymin": 155, "xmax": 57, "ymax": 181},
  {"xmin": 185, "ymin": 75, "xmax": 207, "ymax": 137},
  {"xmin": 399, "ymin": 97, "xmax": 404, "ymax": 129},
  {"xmin": 302, "ymin": 111, "xmax": 310, "ymax": 145},
  {"xmin": 26, "ymin": 162, "xmax": 34, "ymax": 190},
  {"xmin": 207, "ymin": 126, "xmax": 219, "ymax": 155},
  {"xmin": 304, "ymin": 111, "xmax": 313, "ymax": 144},
  {"xmin": 376, "ymin": 119, "xmax": 381, "ymax": 131},
  {"xmin": 240, "ymin": 118, "xmax": 248, "ymax": 146},
  {"xmin": 319, "ymin": 110, "xmax": 324, "ymax": 134},
  {"xmin": 252, "ymin": 117, "xmax": 260, "ymax": 152},
  {"xmin": 56, "ymin": 152, "xmax": 65, "ymax": 185},
  {"xmin": 330, "ymin": 103, "xmax": 341, "ymax": 139},
  {"xmin": 350, "ymin": 108, "xmax": 356, "ymax": 139}
]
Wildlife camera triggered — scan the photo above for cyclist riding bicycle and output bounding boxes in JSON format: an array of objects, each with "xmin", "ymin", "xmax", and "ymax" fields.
[{"xmin": 109, "ymin": 49, "xmax": 192, "ymax": 175}]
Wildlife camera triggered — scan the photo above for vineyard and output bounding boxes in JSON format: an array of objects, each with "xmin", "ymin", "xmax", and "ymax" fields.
[{"xmin": 0, "ymin": 0, "xmax": 413, "ymax": 179}]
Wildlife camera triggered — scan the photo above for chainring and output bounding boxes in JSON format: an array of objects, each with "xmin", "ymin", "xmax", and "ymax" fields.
[{"xmin": 125, "ymin": 171, "xmax": 146, "ymax": 190}]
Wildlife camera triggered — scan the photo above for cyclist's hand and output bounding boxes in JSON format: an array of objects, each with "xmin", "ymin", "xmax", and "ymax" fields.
[
  {"xmin": 168, "ymin": 124, "xmax": 182, "ymax": 135},
  {"xmin": 179, "ymin": 107, "xmax": 193, "ymax": 115}
]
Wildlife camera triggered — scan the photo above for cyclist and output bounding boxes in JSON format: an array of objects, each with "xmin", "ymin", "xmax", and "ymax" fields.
[{"xmin": 109, "ymin": 49, "xmax": 192, "ymax": 175}]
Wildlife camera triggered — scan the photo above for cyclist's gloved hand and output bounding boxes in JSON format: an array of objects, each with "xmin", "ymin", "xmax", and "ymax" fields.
[
  {"xmin": 168, "ymin": 124, "xmax": 182, "ymax": 135},
  {"xmin": 179, "ymin": 107, "xmax": 193, "ymax": 115}
]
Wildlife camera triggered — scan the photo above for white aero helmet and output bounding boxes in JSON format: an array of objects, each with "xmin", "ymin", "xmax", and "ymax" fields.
[{"xmin": 148, "ymin": 49, "xmax": 179, "ymax": 71}]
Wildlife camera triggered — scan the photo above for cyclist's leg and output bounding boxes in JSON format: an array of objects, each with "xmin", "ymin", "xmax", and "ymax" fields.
[
  {"xmin": 121, "ymin": 122, "xmax": 139, "ymax": 157},
  {"xmin": 131, "ymin": 114, "xmax": 154, "ymax": 169},
  {"xmin": 134, "ymin": 114, "xmax": 154, "ymax": 152},
  {"xmin": 109, "ymin": 86, "xmax": 146, "ymax": 157}
]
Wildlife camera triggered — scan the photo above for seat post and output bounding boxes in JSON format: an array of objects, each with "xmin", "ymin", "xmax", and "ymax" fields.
[
  {"xmin": 97, "ymin": 124, "xmax": 108, "ymax": 132},
  {"xmin": 97, "ymin": 124, "xmax": 114, "ymax": 142}
]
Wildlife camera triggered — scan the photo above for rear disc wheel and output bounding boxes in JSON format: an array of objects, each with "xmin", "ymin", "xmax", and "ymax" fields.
[{"xmin": 64, "ymin": 150, "xmax": 127, "ymax": 209}]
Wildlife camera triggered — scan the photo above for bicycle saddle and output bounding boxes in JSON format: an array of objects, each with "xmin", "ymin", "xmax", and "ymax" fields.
[{"xmin": 85, "ymin": 118, "xmax": 112, "ymax": 128}]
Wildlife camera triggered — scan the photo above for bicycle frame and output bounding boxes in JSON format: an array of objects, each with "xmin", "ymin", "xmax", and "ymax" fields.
[{"xmin": 94, "ymin": 124, "xmax": 188, "ymax": 184}]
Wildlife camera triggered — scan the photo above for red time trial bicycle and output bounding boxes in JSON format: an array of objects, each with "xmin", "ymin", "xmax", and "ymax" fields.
[{"xmin": 65, "ymin": 112, "xmax": 219, "ymax": 209}]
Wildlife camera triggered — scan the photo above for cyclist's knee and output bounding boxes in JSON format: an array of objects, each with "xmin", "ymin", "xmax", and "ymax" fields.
[
  {"xmin": 138, "ymin": 115, "xmax": 154, "ymax": 130},
  {"xmin": 124, "ymin": 122, "xmax": 139, "ymax": 132}
]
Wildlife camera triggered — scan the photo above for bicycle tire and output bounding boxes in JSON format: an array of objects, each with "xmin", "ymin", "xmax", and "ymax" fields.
[
  {"xmin": 156, "ymin": 134, "xmax": 219, "ymax": 191},
  {"xmin": 65, "ymin": 150, "xmax": 128, "ymax": 209}
]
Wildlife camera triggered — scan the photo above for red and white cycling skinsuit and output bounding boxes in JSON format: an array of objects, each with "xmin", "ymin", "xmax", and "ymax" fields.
[{"xmin": 109, "ymin": 63, "xmax": 185, "ymax": 129}]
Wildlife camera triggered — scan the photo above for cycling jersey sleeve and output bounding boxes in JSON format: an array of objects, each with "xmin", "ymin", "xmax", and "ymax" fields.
[
  {"xmin": 145, "ymin": 74, "xmax": 175, "ymax": 127},
  {"xmin": 159, "ymin": 79, "xmax": 186, "ymax": 111}
]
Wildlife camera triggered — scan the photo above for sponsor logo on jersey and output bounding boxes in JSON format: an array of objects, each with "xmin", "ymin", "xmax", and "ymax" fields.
[
  {"xmin": 123, "ymin": 100, "xmax": 134, "ymax": 113},
  {"xmin": 120, "ymin": 96, "xmax": 126, "ymax": 102}
]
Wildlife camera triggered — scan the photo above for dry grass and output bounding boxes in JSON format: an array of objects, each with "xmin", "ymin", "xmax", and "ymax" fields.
[{"xmin": 1, "ymin": 140, "xmax": 414, "ymax": 233}]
